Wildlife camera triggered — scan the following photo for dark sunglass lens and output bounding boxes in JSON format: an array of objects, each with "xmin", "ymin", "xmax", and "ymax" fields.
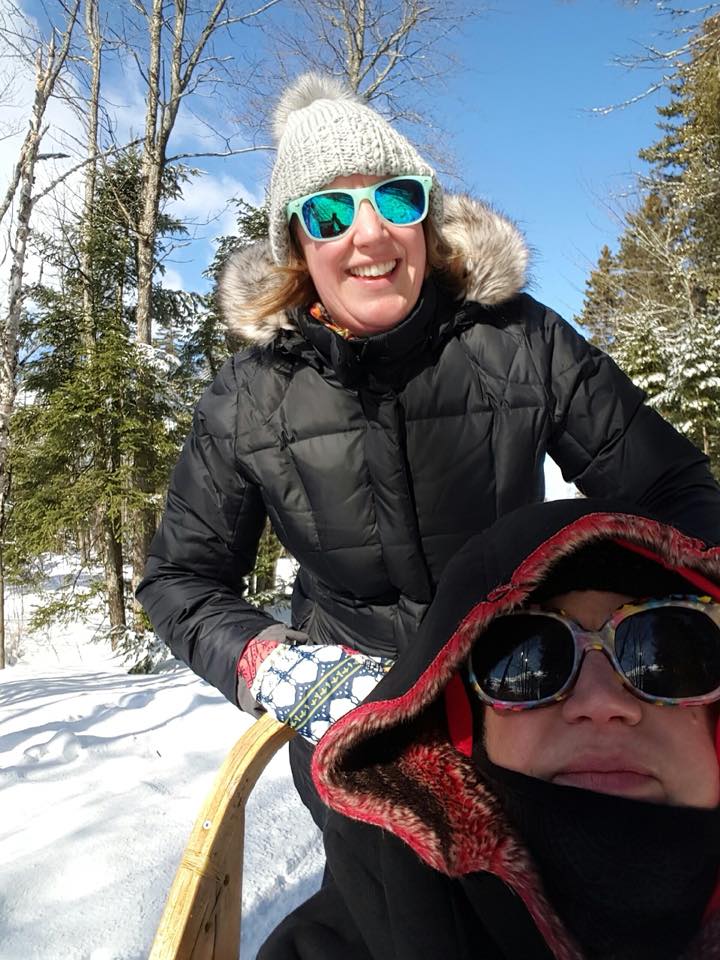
[
  {"xmin": 471, "ymin": 615, "xmax": 574, "ymax": 702},
  {"xmin": 375, "ymin": 178, "xmax": 426, "ymax": 224},
  {"xmin": 616, "ymin": 608, "xmax": 720, "ymax": 698},
  {"xmin": 302, "ymin": 192, "xmax": 354, "ymax": 239}
]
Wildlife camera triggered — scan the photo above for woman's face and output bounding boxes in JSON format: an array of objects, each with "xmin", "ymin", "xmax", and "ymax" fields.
[
  {"xmin": 483, "ymin": 590, "xmax": 720, "ymax": 808},
  {"xmin": 293, "ymin": 173, "xmax": 427, "ymax": 337}
]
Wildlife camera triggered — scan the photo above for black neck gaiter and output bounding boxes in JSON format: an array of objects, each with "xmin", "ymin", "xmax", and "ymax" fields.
[{"xmin": 474, "ymin": 755, "xmax": 720, "ymax": 960}]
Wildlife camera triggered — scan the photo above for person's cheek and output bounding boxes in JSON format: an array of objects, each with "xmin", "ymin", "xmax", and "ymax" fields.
[
  {"xmin": 484, "ymin": 712, "xmax": 535, "ymax": 773},
  {"xmin": 676, "ymin": 707, "xmax": 720, "ymax": 807}
]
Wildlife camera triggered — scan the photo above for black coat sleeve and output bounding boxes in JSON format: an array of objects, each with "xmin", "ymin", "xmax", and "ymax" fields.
[
  {"xmin": 539, "ymin": 304, "xmax": 720, "ymax": 543},
  {"xmin": 136, "ymin": 357, "xmax": 280, "ymax": 707}
]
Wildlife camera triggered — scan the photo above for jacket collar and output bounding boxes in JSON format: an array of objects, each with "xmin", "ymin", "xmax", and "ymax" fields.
[
  {"xmin": 218, "ymin": 194, "xmax": 529, "ymax": 345},
  {"xmin": 296, "ymin": 277, "xmax": 439, "ymax": 365},
  {"xmin": 288, "ymin": 277, "xmax": 468, "ymax": 386}
]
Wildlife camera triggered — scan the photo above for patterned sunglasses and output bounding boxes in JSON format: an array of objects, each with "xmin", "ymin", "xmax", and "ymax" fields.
[{"xmin": 467, "ymin": 596, "xmax": 720, "ymax": 710}]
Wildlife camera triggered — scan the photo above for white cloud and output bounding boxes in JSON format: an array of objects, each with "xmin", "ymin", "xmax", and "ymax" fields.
[
  {"xmin": 166, "ymin": 169, "xmax": 263, "ymax": 245},
  {"xmin": 159, "ymin": 267, "xmax": 185, "ymax": 291}
]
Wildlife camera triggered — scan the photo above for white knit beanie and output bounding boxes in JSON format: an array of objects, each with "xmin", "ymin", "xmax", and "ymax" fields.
[{"xmin": 269, "ymin": 72, "xmax": 443, "ymax": 265}]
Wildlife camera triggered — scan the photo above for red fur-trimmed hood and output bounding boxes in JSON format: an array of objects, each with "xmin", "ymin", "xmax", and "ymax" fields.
[{"xmin": 311, "ymin": 499, "xmax": 720, "ymax": 956}]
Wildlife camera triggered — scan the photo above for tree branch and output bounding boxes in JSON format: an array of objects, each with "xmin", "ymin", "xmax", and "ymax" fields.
[{"xmin": 165, "ymin": 143, "xmax": 272, "ymax": 161}]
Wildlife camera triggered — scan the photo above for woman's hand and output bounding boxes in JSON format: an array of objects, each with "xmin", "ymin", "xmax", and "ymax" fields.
[{"xmin": 248, "ymin": 642, "xmax": 393, "ymax": 743}]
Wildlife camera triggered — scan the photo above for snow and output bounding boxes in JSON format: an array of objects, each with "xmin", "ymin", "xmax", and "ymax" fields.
[
  {"xmin": 0, "ymin": 582, "xmax": 324, "ymax": 960},
  {"xmin": 544, "ymin": 455, "xmax": 579, "ymax": 501}
]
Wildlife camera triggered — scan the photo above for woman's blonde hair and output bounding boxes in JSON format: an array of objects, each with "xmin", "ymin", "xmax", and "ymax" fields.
[{"xmin": 252, "ymin": 217, "xmax": 467, "ymax": 325}]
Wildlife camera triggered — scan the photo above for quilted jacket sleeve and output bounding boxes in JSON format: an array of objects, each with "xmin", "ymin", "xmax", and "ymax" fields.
[
  {"xmin": 136, "ymin": 356, "xmax": 281, "ymax": 708},
  {"xmin": 538, "ymin": 301, "xmax": 720, "ymax": 543}
]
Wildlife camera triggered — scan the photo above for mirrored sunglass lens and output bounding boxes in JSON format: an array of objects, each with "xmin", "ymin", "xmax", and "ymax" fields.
[
  {"xmin": 302, "ymin": 192, "xmax": 355, "ymax": 239},
  {"xmin": 615, "ymin": 608, "xmax": 720, "ymax": 698},
  {"xmin": 375, "ymin": 178, "xmax": 426, "ymax": 224},
  {"xmin": 472, "ymin": 615, "xmax": 574, "ymax": 702}
]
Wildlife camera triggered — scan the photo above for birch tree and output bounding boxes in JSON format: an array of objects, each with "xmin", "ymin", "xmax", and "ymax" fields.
[
  {"xmin": 78, "ymin": 0, "xmax": 129, "ymax": 636},
  {"xmin": 0, "ymin": 0, "xmax": 81, "ymax": 668}
]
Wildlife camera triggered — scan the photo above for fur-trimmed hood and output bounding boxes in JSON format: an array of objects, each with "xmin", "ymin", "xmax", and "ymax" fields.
[
  {"xmin": 309, "ymin": 499, "xmax": 720, "ymax": 956},
  {"xmin": 218, "ymin": 194, "xmax": 529, "ymax": 345}
]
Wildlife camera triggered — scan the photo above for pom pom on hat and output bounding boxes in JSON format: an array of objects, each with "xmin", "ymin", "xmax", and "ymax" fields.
[
  {"xmin": 267, "ymin": 71, "xmax": 443, "ymax": 265},
  {"xmin": 272, "ymin": 73, "xmax": 359, "ymax": 143}
]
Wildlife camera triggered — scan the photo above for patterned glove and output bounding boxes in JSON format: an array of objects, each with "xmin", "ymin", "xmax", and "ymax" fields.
[{"xmin": 249, "ymin": 643, "xmax": 393, "ymax": 743}]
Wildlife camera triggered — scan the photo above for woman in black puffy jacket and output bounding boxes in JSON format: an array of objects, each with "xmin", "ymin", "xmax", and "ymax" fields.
[{"xmin": 137, "ymin": 72, "xmax": 720, "ymax": 822}]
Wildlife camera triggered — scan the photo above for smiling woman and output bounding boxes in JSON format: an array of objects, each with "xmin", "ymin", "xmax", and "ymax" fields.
[{"xmin": 137, "ymin": 71, "xmax": 720, "ymax": 834}]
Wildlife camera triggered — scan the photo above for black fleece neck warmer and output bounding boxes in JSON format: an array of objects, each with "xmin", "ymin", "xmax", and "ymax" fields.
[{"xmin": 473, "ymin": 755, "xmax": 720, "ymax": 960}]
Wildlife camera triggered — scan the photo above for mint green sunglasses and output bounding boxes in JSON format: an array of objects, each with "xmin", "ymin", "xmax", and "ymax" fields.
[{"xmin": 286, "ymin": 175, "xmax": 432, "ymax": 242}]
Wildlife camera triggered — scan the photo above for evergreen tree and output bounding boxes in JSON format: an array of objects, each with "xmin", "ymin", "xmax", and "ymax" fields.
[
  {"xmin": 612, "ymin": 304, "xmax": 671, "ymax": 408},
  {"xmin": 660, "ymin": 307, "xmax": 720, "ymax": 462},
  {"xmin": 640, "ymin": 15, "xmax": 720, "ymax": 305},
  {"xmin": 578, "ymin": 12, "xmax": 720, "ymax": 477},
  {"xmin": 7, "ymin": 152, "xmax": 191, "ymax": 649},
  {"xmin": 579, "ymin": 245, "xmax": 620, "ymax": 351}
]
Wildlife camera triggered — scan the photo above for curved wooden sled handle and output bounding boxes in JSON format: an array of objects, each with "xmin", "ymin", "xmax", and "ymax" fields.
[{"xmin": 150, "ymin": 714, "xmax": 296, "ymax": 960}]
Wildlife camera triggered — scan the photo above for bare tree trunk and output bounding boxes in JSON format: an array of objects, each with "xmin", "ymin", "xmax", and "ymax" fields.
[
  {"xmin": 80, "ymin": 0, "xmax": 127, "ymax": 638},
  {"xmin": 80, "ymin": 0, "xmax": 101, "ymax": 343},
  {"xmin": 133, "ymin": 11, "xmax": 163, "ymax": 579},
  {"xmin": 134, "ymin": 0, "xmax": 163, "ymax": 348},
  {"xmin": 0, "ymin": 63, "xmax": 44, "ymax": 500},
  {"xmin": 78, "ymin": 525, "xmax": 92, "ymax": 566},
  {"xmin": 103, "ymin": 515, "xmax": 126, "ymax": 647},
  {"xmin": 0, "ymin": 529, "xmax": 5, "ymax": 669}
]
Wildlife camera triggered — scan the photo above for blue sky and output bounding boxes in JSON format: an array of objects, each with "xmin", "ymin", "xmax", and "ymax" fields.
[{"xmin": 440, "ymin": 0, "xmax": 672, "ymax": 322}]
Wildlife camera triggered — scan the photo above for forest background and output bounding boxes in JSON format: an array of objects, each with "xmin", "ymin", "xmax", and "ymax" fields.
[{"xmin": 0, "ymin": 0, "xmax": 718, "ymax": 672}]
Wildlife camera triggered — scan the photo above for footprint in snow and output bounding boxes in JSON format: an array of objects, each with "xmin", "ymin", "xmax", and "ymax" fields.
[
  {"xmin": 118, "ymin": 691, "xmax": 153, "ymax": 709},
  {"xmin": 23, "ymin": 729, "xmax": 80, "ymax": 765}
]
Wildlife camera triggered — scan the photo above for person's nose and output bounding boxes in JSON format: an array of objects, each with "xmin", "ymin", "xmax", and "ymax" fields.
[
  {"xmin": 560, "ymin": 649, "xmax": 643, "ymax": 725},
  {"xmin": 351, "ymin": 199, "xmax": 387, "ymax": 244}
]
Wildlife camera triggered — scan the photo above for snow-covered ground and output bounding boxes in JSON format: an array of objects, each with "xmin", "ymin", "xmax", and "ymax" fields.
[{"xmin": 0, "ymin": 577, "xmax": 324, "ymax": 960}]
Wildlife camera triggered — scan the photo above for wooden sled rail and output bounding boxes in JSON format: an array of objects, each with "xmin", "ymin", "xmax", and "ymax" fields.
[{"xmin": 150, "ymin": 714, "xmax": 296, "ymax": 960}]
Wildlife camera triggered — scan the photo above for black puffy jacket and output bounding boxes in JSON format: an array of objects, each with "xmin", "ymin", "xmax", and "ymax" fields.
[{"xmin": 137, "ymin": 195, "xmax": 720, "ymax": 707}]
